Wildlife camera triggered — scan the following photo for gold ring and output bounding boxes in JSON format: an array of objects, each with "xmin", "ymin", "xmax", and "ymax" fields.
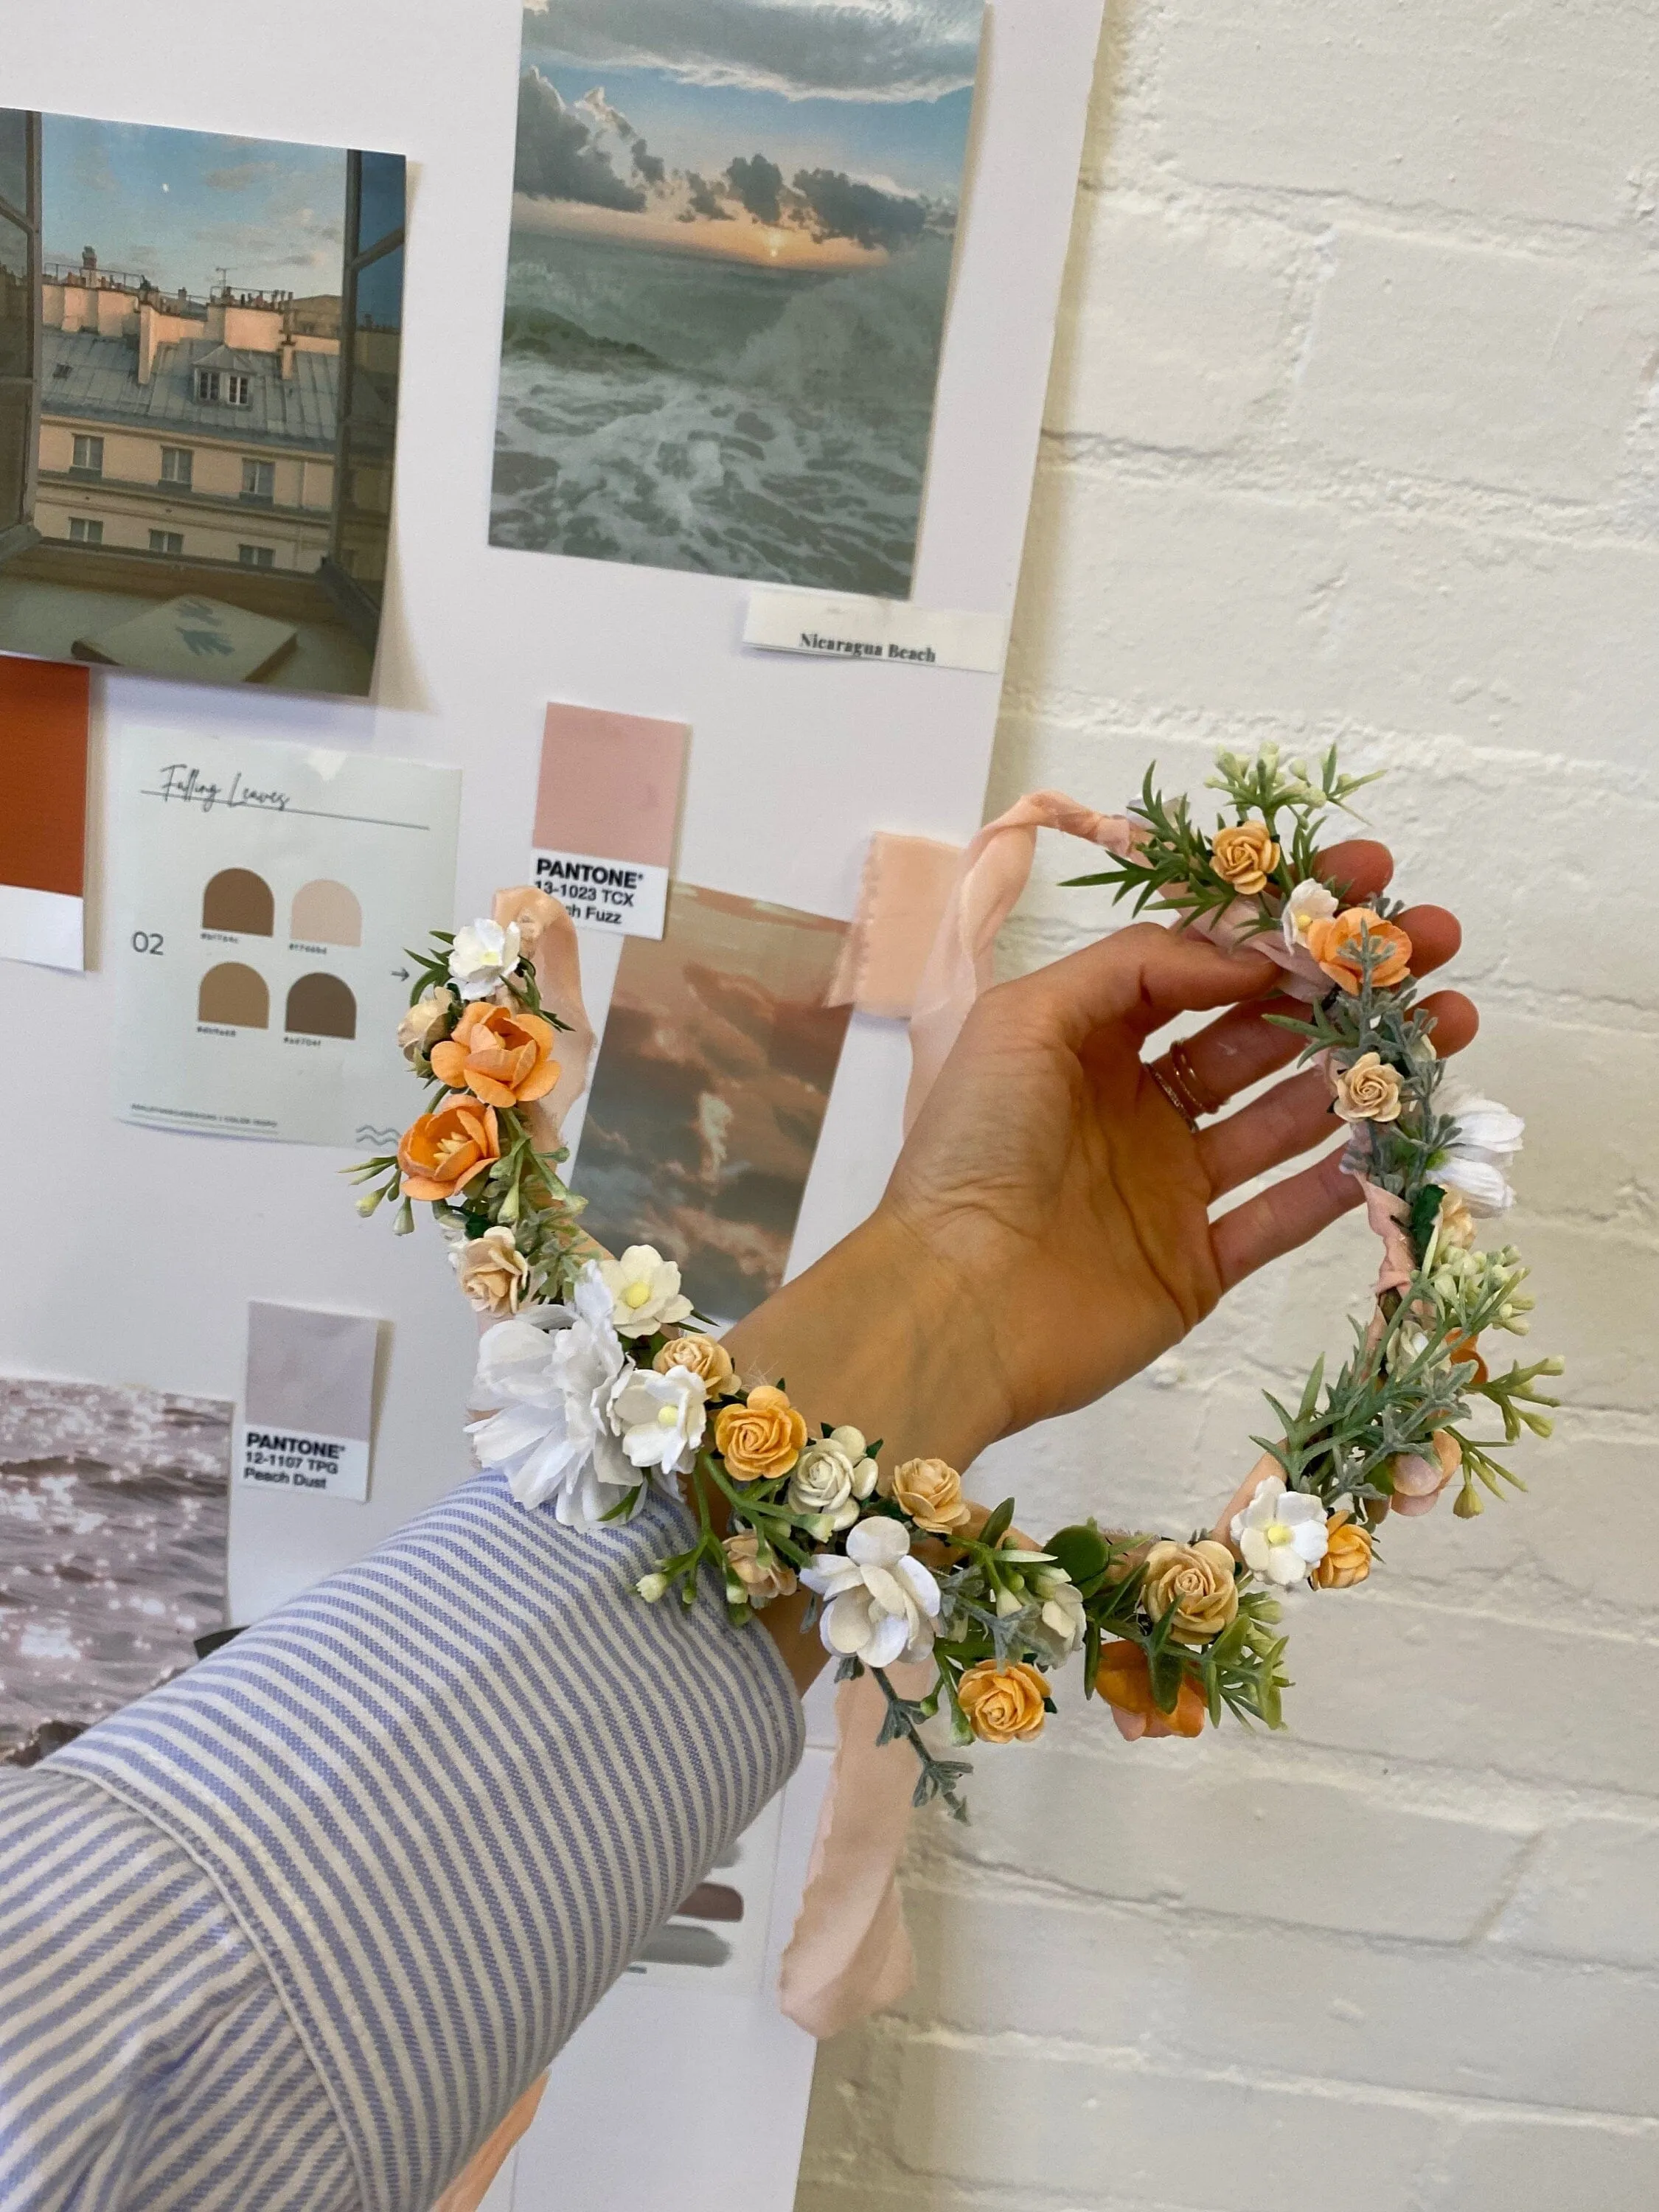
[{"xmin": 1148, "ymin": 1039, "xmax": 1222, "ymax": 1127}]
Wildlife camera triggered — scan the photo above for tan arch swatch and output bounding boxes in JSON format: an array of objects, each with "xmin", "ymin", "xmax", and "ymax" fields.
[
  {"xmin": 198, "ymin": 963, "xmax": 270, "ymax": 1028},
  {"xmin": 285, "ymin": 972, "xmax": 357, "ymax": 1040},
  {"xmin": 291, "ymin": 878, "xmax": 362, "ymax": 947},
  {"xmin": 202, "ymin": 868, "xmax": 274, "ymax": 936}
]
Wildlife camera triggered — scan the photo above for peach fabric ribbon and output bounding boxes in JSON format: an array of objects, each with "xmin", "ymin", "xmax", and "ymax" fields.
[{"xmin": 431, "ymin": 2077, "xmax": 549, "ymax": 2211}]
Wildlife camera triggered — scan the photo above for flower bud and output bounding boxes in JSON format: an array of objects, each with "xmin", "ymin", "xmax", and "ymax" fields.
[
  {"xmin": 356, "ymin": 1188, "xmax": 386, "ymax": 1218},
  {"xmin": 636, "ymin": 1573, "xmax": 669, "ymax": 1602},
  {"xmin": 995, "ymin": 1585, "xmax": 1023, "ymax": 1617}
]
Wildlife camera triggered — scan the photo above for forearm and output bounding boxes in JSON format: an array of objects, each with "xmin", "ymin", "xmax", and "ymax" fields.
[{"xmin": 723, "ymin": 1208, "xmax": 1011, "ymax": 1694}]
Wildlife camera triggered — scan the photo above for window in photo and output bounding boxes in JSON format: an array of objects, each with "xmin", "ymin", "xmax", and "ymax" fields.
[
  {"xmin": 67, "ymin": 515, "xmax": 100, "ymax": 543},
  {"xmin": 70, "ymin": 433, "xmax": 101, "ymax": 475},
  {"xmin": 240, "ymin": 459, "xmax": 274, "ymax": 504},
  {"xmin": 148, "ymin": 528, "xmax": 182, "ymax": 554},
  {"xmin": 238, "ymin": 543, "xmax": 274, "ymax": 568},
  {"xmin": 159, "ymin": 446, "xmax": 192, "ymax": 488}
]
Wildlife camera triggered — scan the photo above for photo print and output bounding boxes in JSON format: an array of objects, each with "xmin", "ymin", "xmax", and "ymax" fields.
[
  {"xmin": 573, "ymin": 883, "xmax": 852, "ymax": 1322},
  {"xmin": 0, "ymin": 110, "xmax": 406, "ymax": 695},
  {"xmin": 0, "ymin": 1377, "xmax": 231, "ymax": 1767},
  {"xmin": 493, "ymin": 0, "xmax": 984, "ymax": 595}
]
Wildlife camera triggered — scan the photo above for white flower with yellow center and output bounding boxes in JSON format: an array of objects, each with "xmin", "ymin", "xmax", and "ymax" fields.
[
  {"xmin": 801, "ymin": 1519, "xmax": 942, "ymax": 1669},
  {"xmin": 449, "ymin": 918, "xmax": 522, "ymax": 1001},
  {"xmin": 599, "ymin": 1245, "xmax": 694, "ymax": 1338},
  {"xmin": 1281, "ymin": 878, "xmax": 1338, "ymax": 951},
  {"xmin": 608, "ymin": 1363, "xmax": 707, "ymax": 1478},
  {"xmin": 1231, "ymin": 1476, "xmax": 1329, "ymax": 1587}
]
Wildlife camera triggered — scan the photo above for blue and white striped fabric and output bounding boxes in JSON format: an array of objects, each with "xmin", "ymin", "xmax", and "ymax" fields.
[{"xmin": 0, "ymin": 1474, "xmax": 803, "ymax": 2211}]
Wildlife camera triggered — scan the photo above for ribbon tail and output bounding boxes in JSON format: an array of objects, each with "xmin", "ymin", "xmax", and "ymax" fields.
[{"xmin": 490, "ymin": 887, "xmax": 597, "ymax": 1153}]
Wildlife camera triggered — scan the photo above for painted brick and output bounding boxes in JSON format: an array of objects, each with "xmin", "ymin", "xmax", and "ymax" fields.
[
  {"xmin": 893, "ymin": 2042, "xmax": 1443, "ymax": 2211},
  {"xmin": 1008, "ymin": 469, "xmax": 1659, "ymax": 764},
  {"xmin": 1155, "ymin": 0, "xmax": 1659, "ymax": 230},
  {"xmin": 945, "ymin": 1745, "xmax": 1531, "ymax": 1942},
  {"xmin": 1047, "ymin": 204, "xmax": 1298, "ymax": 450},
  {"xmin": 1492, "ymin": 1819, "xmax": 1659, "ymax": 1971},
  {"xmin": 1431, "ymin": 2111, "xmax": 1659, "ymax": 2211},
  {"xmin": 1293, "ymin": 231, "xmax": 1658, "ymax": 501},
  {"xmin": 900, "ymin": 1886, "xmax": 1659, "ymax": 2118}
]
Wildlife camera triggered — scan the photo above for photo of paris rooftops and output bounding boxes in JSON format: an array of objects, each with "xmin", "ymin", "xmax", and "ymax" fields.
[{"xmin": 0, "ymin": 111, "xmax": 406, "ymax": 695}]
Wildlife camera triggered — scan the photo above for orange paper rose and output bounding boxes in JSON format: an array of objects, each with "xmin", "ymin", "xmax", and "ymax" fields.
[
  {"xmin": 429, "ymin": 1002, "xmax": 560, "ymax": 1110},
  {"xmin": 1302, "ymin": 906, "xmax": 1413, "ymax": 995},
  {"xmin": 958, "ymin": 1660, "xmax": 1048, "ymax": 1744},
  {"xmin": 1312, "ymin": 1514, "xmax": 1374, "ymax": 1589},
  {"xmin": 397, "ymin": 1099, "xmax": 501, "ymax": 1203},
  {"xmin": 714, "ymin": 1385, "xmax": 807, "ymax": 1481},
  {"xmin": 1211, "ymin": 820, "xmax": 1281, "ymax": 896},
  {"xmin": 1094, "ymin": 1640, "xmax": 1208, "ymax": 1739}
]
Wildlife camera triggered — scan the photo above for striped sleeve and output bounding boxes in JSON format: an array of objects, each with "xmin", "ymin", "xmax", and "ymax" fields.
[{"xmin": 2, "ymin": 1475, "xmax": 803, "ymax": 2212}]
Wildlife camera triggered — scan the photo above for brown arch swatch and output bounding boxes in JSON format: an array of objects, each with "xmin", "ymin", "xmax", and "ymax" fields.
[
  {"xmin": 285, "ymin": 972, "xmax": 357, "ymax": 1040},
  {"xmin": 198, "ymin": 963, "xmax": 269, "ymax": 1028},
  {"xmin": 290, "ymin": 878, "xmax": 361, "ymax": 947},
  {"xmin": 202, "ymin": 868, "xmax": 274, "ymax": 935}
]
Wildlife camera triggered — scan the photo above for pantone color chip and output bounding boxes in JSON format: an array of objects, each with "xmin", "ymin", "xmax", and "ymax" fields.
[
  {"xmin": 237, "ymin": 1302, "xmax": 380, "ymax": 1502},
  {"xmin": 532, "ymin": 702, "xmax": 688, "ymax": 939},
  {"xmin": 0, "ymin": 655, "xmax": 91, "ymax": 972}
]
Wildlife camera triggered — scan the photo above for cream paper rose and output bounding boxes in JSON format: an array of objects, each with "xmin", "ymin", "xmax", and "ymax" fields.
[
  {"xmin": 1141, "ymin": 1538, "xmax": 1240, "ymax": 1644},
  {"xmin": 881, "ymin": 1455, "xmax": 971, "ymax": 1534},
  {"xmin": 398, "ymin": 986, "xmax": 454, "ymax": 1065},
  {"xmin": 654, "ymin": 1332, "xmax": 736, "ymax": 1394},
  {"xmin": 1332, "ymin": 1051, "xmax": 1405, "ymax": 1125},
  {"xmin": 788, "ymin": 1426, "xmax": 878, "ymax": 1533},
  {"xmin": 451, "ymin": 1225, "xmax": 531, "ymax": 1316}
]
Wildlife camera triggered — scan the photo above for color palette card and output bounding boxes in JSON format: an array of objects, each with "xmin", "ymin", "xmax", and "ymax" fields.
[
  {"xmin": 532, "ymin": 702, "xmax": 688, "ymax": 939},
  {"xmin": 0, "ymin": 656, "xmax": 91, "ymax": 972},
  {"xmin": 108, "ymin": 728, "xmax": 461, "ymax": 1148},
  {"xmin": 238, "ymin": 1301, "xmax": 380, "ymax": 1503}
]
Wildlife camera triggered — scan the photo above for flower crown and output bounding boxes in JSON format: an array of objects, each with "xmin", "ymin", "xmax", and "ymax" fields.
[{"xmin": 350, "ymin": 747, "xmax": 1560, "ymax": 1815}]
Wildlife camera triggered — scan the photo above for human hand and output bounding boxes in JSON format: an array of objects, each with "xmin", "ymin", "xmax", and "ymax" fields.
[{"xmin": 874, "ymin": 841, "xmax": 1477, "ymax": 1450}]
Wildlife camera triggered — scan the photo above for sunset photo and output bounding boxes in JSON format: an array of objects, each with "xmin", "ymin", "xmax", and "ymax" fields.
[{"xmin": 490, "ymin": 0, "xmax": 984, "ymax": 594}]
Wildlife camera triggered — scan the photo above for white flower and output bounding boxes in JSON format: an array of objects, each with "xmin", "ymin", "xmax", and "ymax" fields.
[
  {"xmin": 787, "ymin": 1425, "xmax": 879, "ymax": 1533},
  {"xmin": 1435, "ymin": 1091, "xmax": 1524, "ymax": 1217},
  {"xmin": 1281, "ymin": 878, "xmax": 1338, "ymax": 950},
  {"xmin": 449, "ymin": 918, "xmax": 522, "ymax": 1001},
  {"xmin": 599, "ymin": 1245, "xmax": 694, "ymax": 1338},
  {"xmin": 800, "ymin": 1518, "xmax": 942, "ymax": 1669},
  {"xmin": 1231, "ymin": 1477, "xmax": 1329, "ymax": 1587},
  {"xmin": 1030, "ymin": 1568, "xmax": 1086, "ymax": 1656},
  {"xmin": 467, "ymin": 1262, "xmax": 636, "ymax": 1527},
  {"xmin": 607, "ymin": 1363, "xmax": 706, "ymax": 1477}
]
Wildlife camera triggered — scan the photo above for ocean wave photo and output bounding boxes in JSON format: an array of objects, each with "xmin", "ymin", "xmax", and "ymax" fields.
[{"xmin": 491, "ymin": 0, "xmax": 983, "ymax": 591}]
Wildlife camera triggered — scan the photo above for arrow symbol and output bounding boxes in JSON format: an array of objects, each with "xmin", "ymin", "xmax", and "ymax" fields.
[{"xmin": 392, "ymin": 967, "xmax": 410, "ymax": 981}]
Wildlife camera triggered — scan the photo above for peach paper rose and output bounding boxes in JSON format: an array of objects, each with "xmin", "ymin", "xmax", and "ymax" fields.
[
  {"xmin": 1302, "ymin": 908, "xmax": 1413, "ymax": 995},
  {"xmin": 958, "ymin": 1660, "xmax": 1048, "ymax": 1744},
  {"xmin": 723, "ymin": 1530, "xmax": 797, "ymax": 1606},
  {"xmin": 1312, "ymin": 1514, "xmax": 1374, "ymax": 1589},
  {"xmin": 1094, "ymin": 1641, "xmax": 1208, "ymax": 1739},
  {"xmin": 430, "ymin": 1001, "xmax": 560, "ymax": 1110},
  {"xmin": 714, "ymin": 1385, "xmax": 807, "ymax": 1481},
  {"xmin": 1210, "ymin": 821, "xmax": 1281, "ymax": 897},
  {"xmin": 882, "ymin": 1455, "xmax": 971, "ymax": 1534},
  {"xmin": 1332, "ymin": 1051, "xmax": 1405, "ymax": 1124},
  {"xmin": 451, "ymin": 1224, "xmax": 530, "ymax": 1315},
  {"xmin": 397, "ymin": 1098, "xmax": 501, "ymax": 1203},
  {"xmin": 655, "ymin": 1333, "xmax": 737, "ymax": 1395},
  {"xmin": 1141, "ymin": 1539, "xmax": 1239, "ymax": 1646}
]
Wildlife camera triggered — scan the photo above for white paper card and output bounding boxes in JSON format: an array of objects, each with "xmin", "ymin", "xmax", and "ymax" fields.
[
  {"xmin": 532, "ymin": 849, "xmax": 670, "ymax": 938},
  {"xmin": 237, "ymin": 1425, "xmax": 371, "ymax": 1500},
  {"xmin": 239, "ymin": 1301, "xmax": 379, "ymax": 1503},
  {"xmin": 744, "ymin": 587, "xmax": 1009, "ymax": 674},
  {"xmin": 0, "ymin": 884, "xmax": 84, "ymax": 972},
  {"xmin": 108, "ymin": 730, "xmax": 461, "ymax": 1149}
]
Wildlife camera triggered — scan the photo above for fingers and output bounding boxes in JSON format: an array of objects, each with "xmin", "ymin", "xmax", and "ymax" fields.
[
  {"xmin": 1023, "ymin": 922, "xmax": 1278, "ymax": 1049},
  {"xmin": 1211, "ymin": 1147, "xmax": 1363, "ymax": 1293},
  {"xmin": 1318, "ymin": 839, "xmax": 1393, "ymax": 901},
  {"xmin": 1199, "ymin": 988, "xmax": 1481, "ymax": 1197}
]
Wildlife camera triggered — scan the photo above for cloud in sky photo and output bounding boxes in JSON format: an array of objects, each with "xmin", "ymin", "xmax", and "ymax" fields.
[
  {"xmin": 493, "ymin": 0, "xmax": 984, "ymax": 593},
  {"xmin": 42, "ymin": 117, "xmax": 345, "ymax": 297}
]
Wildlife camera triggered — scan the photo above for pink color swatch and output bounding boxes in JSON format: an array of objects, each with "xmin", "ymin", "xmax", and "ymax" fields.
[{"xmin": 535, "ymin": 702, "xmax": 689, "ymax": 868}]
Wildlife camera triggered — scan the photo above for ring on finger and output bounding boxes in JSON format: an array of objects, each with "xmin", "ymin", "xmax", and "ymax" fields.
[{"xmin": 1147, "ymin": 1038, "xmax": 1222, "ymax": 1129}]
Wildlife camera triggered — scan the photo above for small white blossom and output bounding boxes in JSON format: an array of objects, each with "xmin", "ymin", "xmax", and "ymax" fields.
[
  {"xmin": 449, "ymin": 918, "xmax": 523, "ymax": 1001},
  {"xmin": 1281, "ymin": 877, "xmax": 1338, "ymax": 950},
  {"xmin": 787, "ymin": 1425, "xmax": 879, "ymax": 1533},
  {"xmin": 1434, "ymin": 1091, "xmax": 1525, "ymax": 1217},
  {"xmin": 800, "ymin": 1518, "xmax": 941, "ymax": 1669},
  {"xmin": 599, "ymin": 1245, "xmax": 694, "ymax": 1338},
  {"xmin": 1231, "ymin": 1477, "xmax": 1329, "ymax": 1587},
  {"xmin": 1030, "ymin": 1568, "xmax": 1087, "ymax": 1655},
  {"xmin": 468, "ymin": 1262, "xmax": 636, "ymax": 1527},
  {"xmin": 636, "ymin": 1573, "xmax": 669, "ymax": 1602},
  {"xmin": 608, "ymin": 1363, "xmax": 707, "ymax": 1476}
]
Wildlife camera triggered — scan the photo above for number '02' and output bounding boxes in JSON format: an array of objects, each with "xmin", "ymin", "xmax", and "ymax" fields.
[{"xmin": 131, "ymin": 931, "xmax": 164, "ymax": 955}]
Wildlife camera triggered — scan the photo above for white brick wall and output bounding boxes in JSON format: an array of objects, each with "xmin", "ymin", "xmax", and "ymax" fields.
[{"xmin": 797, "ymin": 3, "xmax": 1659, "ymax": 2205}]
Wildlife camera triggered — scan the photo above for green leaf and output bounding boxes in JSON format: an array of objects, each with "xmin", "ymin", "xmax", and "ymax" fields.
[
  {"xmin": 978, "ymin": 1498, "xmax": 1017, "ymax": 1550},
  {"xmin": 1046, "ymin": 1523, "xmax": 1110, "ymax": 1587}
]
